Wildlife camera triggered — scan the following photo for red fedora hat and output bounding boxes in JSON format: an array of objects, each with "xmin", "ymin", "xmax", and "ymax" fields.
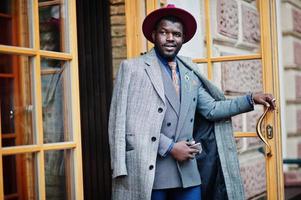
[{"xmin": 142, "ymin": 4, "xmax": 197, "ymax": 44}]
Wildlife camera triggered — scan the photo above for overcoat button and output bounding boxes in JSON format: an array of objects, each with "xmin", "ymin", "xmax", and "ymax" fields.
[
  {"xmin": 167, "ymin": 122, "xmax": 171, "ymax": 126},
  {"xmin": 193, "ymin": 97, "xmax": 196, "ymax": 101},
  {"xmin": 158, "ymin": 107, "xmax": 163, "ymax": 113},
  {"xmin": 149, "ymin": 165, "xmax": 154, "ymax": 170},
  {"xmin": 190, "ymin": 118, "xmax": 194, "ymax": 122},
  {"xmin": 151, "ymin": 137, "xmax": 156, "ymax": 142}
]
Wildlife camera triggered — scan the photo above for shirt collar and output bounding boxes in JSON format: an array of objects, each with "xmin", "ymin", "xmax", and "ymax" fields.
[{"xmin": 154, "ymin": 47, "xmax": 176, "ymax": 66}]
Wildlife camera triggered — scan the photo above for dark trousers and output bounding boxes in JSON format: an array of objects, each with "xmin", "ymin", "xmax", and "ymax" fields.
[{"xmin": 151, "ymin": 186, "xmax": 201, "ymax": 200}]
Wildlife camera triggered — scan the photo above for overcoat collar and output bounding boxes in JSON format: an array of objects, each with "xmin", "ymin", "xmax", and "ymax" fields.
[{"xmin": 143, "ymin": 49, "xmax": 166, "ymax": 104}]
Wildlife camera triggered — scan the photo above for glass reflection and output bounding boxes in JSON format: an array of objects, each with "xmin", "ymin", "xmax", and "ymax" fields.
[
  {"xmin": 3, "ymin": 153, "xmax": 37, "ymax": 199},
  {"xmin": 0, "ymin": 0, "xmax": 31, "ymax": 47},
  {"xmin": 0, "ymin": 54, "xmax": 34, "ymax": 147},
  {"xmin": 39, "ymin": 0, "xmax": 68, "ymax": 52},
  {"xmin": 45, "ymin": 150, "xmax": 72, "ymax": 200},
  {"xmin": 41, "ymin": 58, "xmax": 70, "ymax": 143}
]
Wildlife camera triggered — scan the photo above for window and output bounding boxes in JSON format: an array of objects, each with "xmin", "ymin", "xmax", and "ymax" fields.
[{"xmin": 0, "ymin": 1, "xmax": 83, "ymax": 199}]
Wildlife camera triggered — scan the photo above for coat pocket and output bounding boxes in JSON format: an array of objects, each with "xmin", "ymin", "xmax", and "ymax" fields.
[{"xmin": 125, "ymin": 133, "xmax": 135, "ymax": 151}]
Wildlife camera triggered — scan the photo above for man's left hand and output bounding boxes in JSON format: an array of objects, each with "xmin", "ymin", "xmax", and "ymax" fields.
[{"xmin": 252, "ymin": 93, "xmax": 276, "ymax": 110}]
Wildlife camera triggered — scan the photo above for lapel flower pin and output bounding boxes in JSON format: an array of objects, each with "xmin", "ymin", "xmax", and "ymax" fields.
[{"xmin": 184, "ymin": 74, "xmax": 190, "ymax": 81}]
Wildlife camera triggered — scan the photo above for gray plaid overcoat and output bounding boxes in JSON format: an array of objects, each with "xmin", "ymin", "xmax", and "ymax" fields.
[{"xmin": 108, "ymin": 49, "xmax": 252, "ymax": 200}]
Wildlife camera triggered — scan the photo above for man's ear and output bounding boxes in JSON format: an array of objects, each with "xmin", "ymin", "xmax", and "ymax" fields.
[{"xmin": 151, "ymin": 31, "xmax": 156, "ymax": 42}]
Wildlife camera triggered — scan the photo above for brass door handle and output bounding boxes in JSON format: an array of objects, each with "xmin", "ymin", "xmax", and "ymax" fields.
[{"xmin": 256, "ymin": 107, "xmax": 272, "ymax": 157}]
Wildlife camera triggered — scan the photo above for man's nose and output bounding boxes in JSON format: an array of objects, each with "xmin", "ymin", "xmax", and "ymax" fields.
[{"xmin": 166, "ymin": 33, "xmax": 174, "ymax": 41}]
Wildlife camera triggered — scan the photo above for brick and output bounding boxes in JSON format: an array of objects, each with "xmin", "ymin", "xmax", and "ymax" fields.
[
  {"xmin": 285, "ymin": 71, "xmax": 297, "ymax": 100},
  {"xmin": 221, "ymin": 60, "xmax": 263, "ymax": 93},
  {"xmin": 246, "ymin": 107, "xmax": 263, "ymax": 132},
  {"xmin": 110, "ymin": 4, "xmax": 125, "ymax": 15},
  {"xmin": 235, "ymin": 138, "xmax": 244, "ymax": 153},
  {"xmin": 293, "ymin": 8, "xmax": 301, "ymax": 33},
  {"xmin": 298, "ymin": 142, "xmax": 301, "ymax": 158},
  {"xmin": 110, "ymin": 0, "xmax": 124, "ymax": 5},
  {"xmin": 246, "ymin": 138, "xmax": 262, "ymax": 149},
  {"xmin": 284, "ymin": 171, "xmax": 301, "ymax": 186},
  {"xmin": 296, "ymin": 75, "xmax": 301, "ymax": 98},
  {"xmin": 111, "ymin": 25, "xmax": 126, "ymax": 37},
  {"xmin": 217, "ymin": 0, "xmax": 239, "ymax": 39},
  {"xmin": 232, "ymin": 114, "xmax": 243, "ymax": 132},
  {"xmin": 284, "ymin": 0, "xmax": 301, "ymax": 8},
  {"xmin": 112, "ymin": 37, "xmax": 126, "ymax": 47},
  {"xmin": 282, "ymin": 37, "xmax": 297, "ymax": 67},
  {"xmin": 112, "ymin": 46, "xmax": 127, "ymax": 59},
  {"xmin": 242, "ymin": 4, "xmax": 260, "ymax": 44},
  {"xmin": 286, "ymin": 104, "xmax": 300, "ymax": 134},
  {"xmin": 297, "ymin": 110, "xmax": 301, "ymax": 132},
  {"xmin": 240, "ymin": 153, "xmax": 266, "ymax": 199},
  {"xmin": 110, "ymin": 15, "xmax": 126, "ymax": 25},
  {"xmin": 294, "ymin": 42, "xmax": 301, "ymax": 66}
]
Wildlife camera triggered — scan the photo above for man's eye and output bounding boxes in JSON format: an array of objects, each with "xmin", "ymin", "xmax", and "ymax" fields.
[
  {"xmin": 160, "ymin": 31, "xmax": 167, "ymax": 35},
  {"xmin": 174, "ymin": 32, "xmax": 182, "ymax": 37}
]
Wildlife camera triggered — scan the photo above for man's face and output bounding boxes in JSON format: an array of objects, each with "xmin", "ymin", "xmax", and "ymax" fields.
[{"xmin": 152, "ymin": 19, "xmax": 185, "ymax": 60}]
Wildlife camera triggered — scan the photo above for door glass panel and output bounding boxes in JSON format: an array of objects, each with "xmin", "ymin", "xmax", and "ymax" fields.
[
  {"xmin": 45, "ymin": 150, "xmax": 73, "ymax": 200},
  {"xmin": 211, "ymin": 0, "xmax": 261, "ymax": 57},
  {"xmin": 213, "ymin": 59, "xmax": 263, "ymax": 132},
  {"xmin": 237, "ymin": 137, "xmax": 267, "ymax": 199},
  {"xmin": 212, "ymin": 59, "xmax": 263, "ymax": 93},
  {"xmin": 3, "ymin": 153, "xmax": 37, "ymax": 199},
  {"xmin": 0, "ymin": 0, "xmax": 11, "ymax": 14},
  {"xmin": 0, "ymin": 0, "xmax": 32, "ymax": 47},
  {"xmin": 231, "ymin": 105, "xmax": 264, "ymax": 133},
  {"xmin": 39, "ymin": 0, "xmax": 69, "ymax": 52},
  {"xmin": 196, "ymin": 63, "xmax": 208, "ymax": 79},
  {"xmin": 0, "ymin": 54, "xmax": 13, "ymax": 73},
  {"xmin": 41, "ymin": 59, "xmax": 70, "ymax": 143},
  {"xmin": 0, "ymin": 54, "xmax": 34, "ymax": 147},
  {"xmin": 0, "ymin": 78, "xmax": 14, "ymax": 134},
  {"xmin": 166, "ymin": 0, "xmax": 207, "ymax": 58}
]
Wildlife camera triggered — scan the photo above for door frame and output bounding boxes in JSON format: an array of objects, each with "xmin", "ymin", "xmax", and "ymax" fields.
[
  {"xmin": 0, "ymin": 0, "xmax": 84, "ymax": 199},
  {"xmin": 259, "ymin": 0, "xmax": 284, "ymax": 199}
]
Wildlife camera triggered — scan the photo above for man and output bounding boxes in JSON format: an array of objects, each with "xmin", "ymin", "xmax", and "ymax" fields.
[{"xmin": 108, "ymin": 4, "xmax": 276, "ymax": 200}]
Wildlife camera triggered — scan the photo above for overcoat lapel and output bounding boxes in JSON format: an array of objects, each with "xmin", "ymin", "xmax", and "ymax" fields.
[
  {"xmin": 144, "ymin": 50, "xmax": 166, "ymax": 104},
  {"xmin": 175, "ymin": 60, "xmax": 194, "ymax": 140}
]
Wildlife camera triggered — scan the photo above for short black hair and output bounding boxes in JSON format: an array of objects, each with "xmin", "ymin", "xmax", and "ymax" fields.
[{"xmin": 154, "ymin": 15, "xmax": 184, "ymax": 31}]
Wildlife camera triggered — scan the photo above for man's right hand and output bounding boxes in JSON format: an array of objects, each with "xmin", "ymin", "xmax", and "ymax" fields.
[{"xmin": 170, "ymin": 141, "xmax": 199, "ymax": 162}]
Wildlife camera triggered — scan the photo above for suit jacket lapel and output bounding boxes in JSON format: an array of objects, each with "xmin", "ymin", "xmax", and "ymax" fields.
[
  {"xmin": 175, "ymin": 60, "xmax": 194, "ymax": 140},
  {"xmin": 144, "ymin": 49, "xmax": 166, "ymax": 104}
]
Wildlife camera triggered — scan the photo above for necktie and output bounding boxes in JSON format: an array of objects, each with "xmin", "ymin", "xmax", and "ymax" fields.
[{"xmin": 168, "ymin": 61, "xmax": 180, "ymax": 96}]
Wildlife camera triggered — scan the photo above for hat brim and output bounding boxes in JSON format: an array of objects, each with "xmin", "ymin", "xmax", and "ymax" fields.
[{"xmin": 142, "ymin": 6, "xmax": 197, "ymax": 44}]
